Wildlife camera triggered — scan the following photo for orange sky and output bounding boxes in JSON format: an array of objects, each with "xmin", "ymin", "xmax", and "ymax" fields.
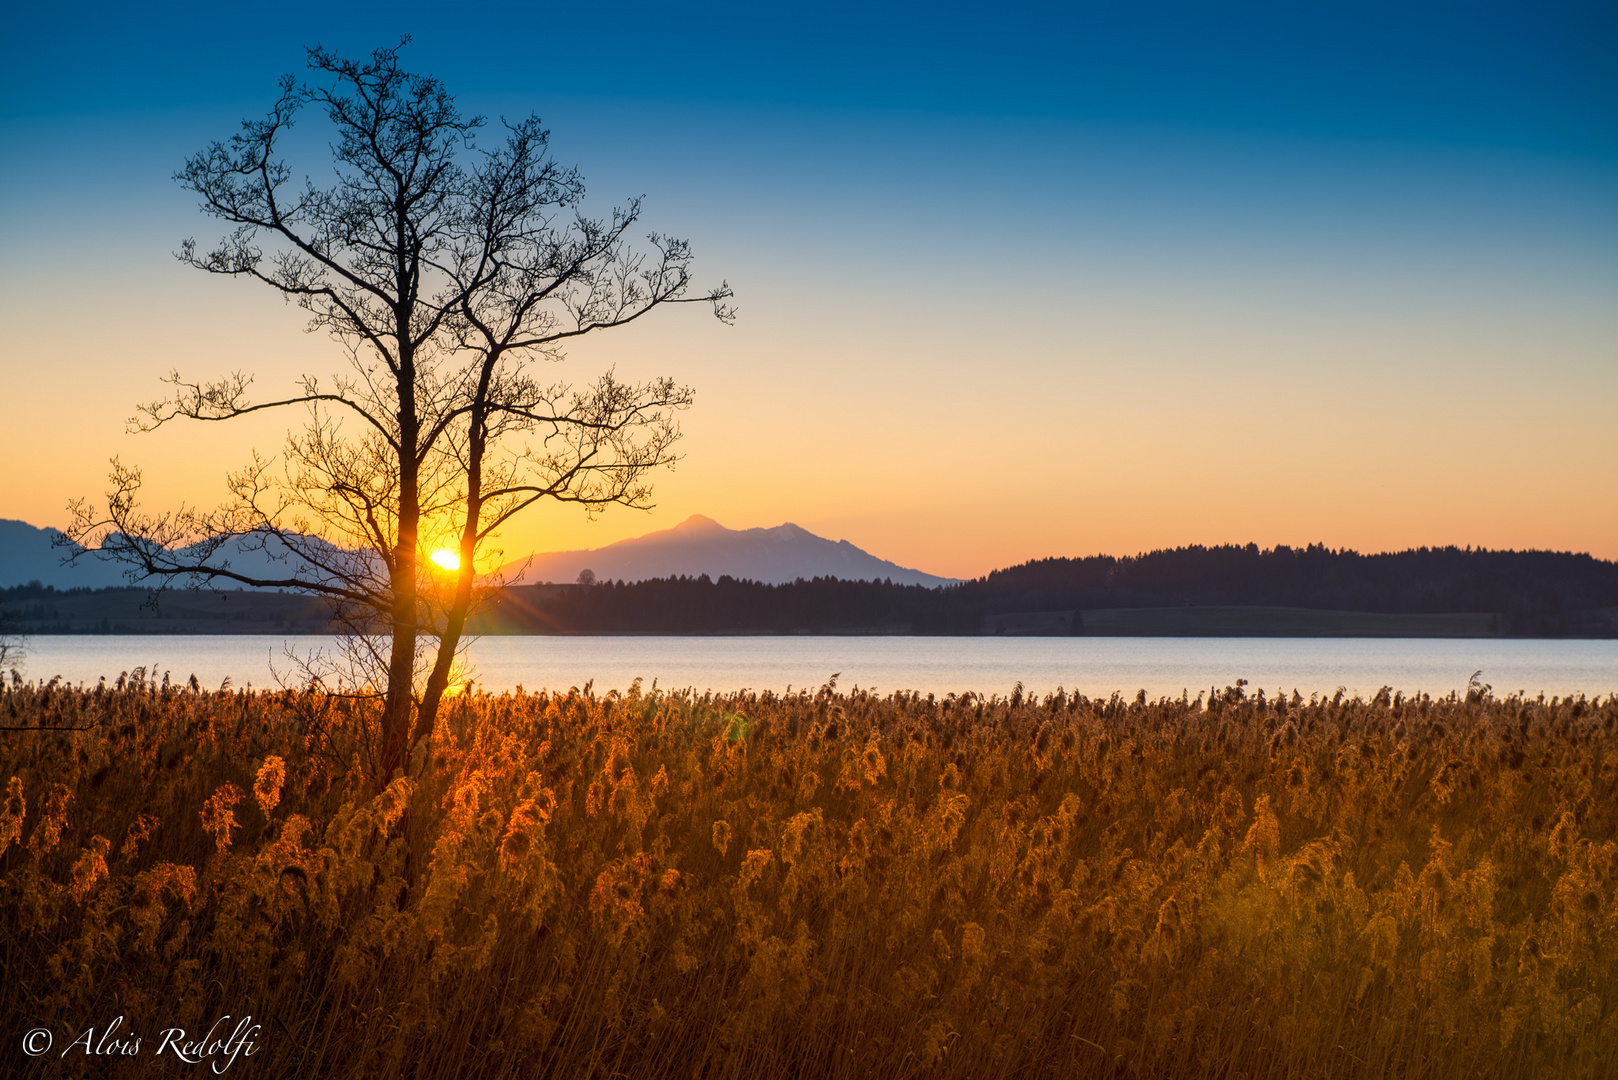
[
  {"xmin": 3, "ymin": 102, "xmax": 1615, "ymax": 580},
  {"xmin": 3, "ymin": 226, "xmax": 1613, "ymax": 581}
]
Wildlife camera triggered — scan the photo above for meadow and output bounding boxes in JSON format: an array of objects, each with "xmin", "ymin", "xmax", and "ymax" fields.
[{"xmin": 2, "ymin": 672, "xmax": 1614, "ymax": 1078}]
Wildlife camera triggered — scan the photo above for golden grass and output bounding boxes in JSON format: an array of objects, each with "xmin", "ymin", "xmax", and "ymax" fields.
[{"xmin": 2, "ymin": 673, "xmax": 1615, "ymax": 1078}]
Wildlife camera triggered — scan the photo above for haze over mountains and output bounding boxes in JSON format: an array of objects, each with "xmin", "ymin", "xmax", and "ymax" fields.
[
  {"xmin": 9, "ymin": 514, "xmax": 1615, "ymax": 639},
  {"xmin": 6, "ymin": 515, "xmax": 1615, "ymax": 636},
  {"xmin": 0, "ymin": 520, "xmax": 127, "ymax": 589},
  {"xmin": 499, "ymin": 515, "xmax": 958, "ymax": 588},
  {"xmin": 0, "ymin": 516, "xmax": 958, "ymax": 590},
  {"xmin": 0, "ymin": 520, "xmax": 334, "ymax": 590}
]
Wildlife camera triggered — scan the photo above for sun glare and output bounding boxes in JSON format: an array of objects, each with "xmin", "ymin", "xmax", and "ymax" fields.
[{"xmin": 430, "ymin": 548, "xmax": 461, "ymax": 572}]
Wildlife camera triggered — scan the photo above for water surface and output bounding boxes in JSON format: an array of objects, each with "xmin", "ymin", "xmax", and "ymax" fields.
[{"xmin": 13, "ymin": 634, "xmax": 1616, "ymax": 700}]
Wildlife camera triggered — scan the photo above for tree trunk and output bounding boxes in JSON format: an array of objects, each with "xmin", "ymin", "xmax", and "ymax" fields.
[
  {"xmin": 414, "ymin": 466, "xmax": 484, "ymax": 751},
  {"xmin": 381, "ymin": 320, "xmax": 420, "ymax": 787},
  {"xmin": 414, "ymin": 555, "xmax": 472, "ymax": 751},
  {"xmin": 380, "ymin": 536, "xmax": 418, "ymax": 785},
  {"xmin": 414, "ymin": 376, "xmax": 493, "ymax": 755}
]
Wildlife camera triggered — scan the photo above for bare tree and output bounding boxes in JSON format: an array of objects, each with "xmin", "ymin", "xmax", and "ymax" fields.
[{"xmin": 65, "ymin": 40, "xmax": 732, "ymax": 784}]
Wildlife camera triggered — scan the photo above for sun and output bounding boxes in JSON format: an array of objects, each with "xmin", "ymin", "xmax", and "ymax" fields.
[{"xmin": 429, "ymin": 548, "xmax": 461, "ymax": 572}]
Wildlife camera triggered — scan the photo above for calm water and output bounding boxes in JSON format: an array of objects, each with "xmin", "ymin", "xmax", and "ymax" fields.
[{"xmin": 11, "ymin": 634, "xmax": 1617, "ymax": 700}]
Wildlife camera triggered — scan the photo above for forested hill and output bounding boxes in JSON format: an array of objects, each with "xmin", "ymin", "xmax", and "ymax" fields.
[
  {"xmin": 7, "ymin": 545, "xmax": 1616, "ymax": 636},
  {"xmin": 472, "ymin": 544, "xmax": 1618, "ymax": 637},
  {"xmin": 966, "ymin": 545, "xmax": 1618, "ymax": 630}
]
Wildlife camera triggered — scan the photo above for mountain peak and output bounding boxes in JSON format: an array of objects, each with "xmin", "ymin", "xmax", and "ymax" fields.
[
  {"xmin": 504, "ymin": 515, "xmax": 958, "ymax": 587},
  {"xmin": 672, "ymin": 514, "xmax": 727, "ymax": 533}
]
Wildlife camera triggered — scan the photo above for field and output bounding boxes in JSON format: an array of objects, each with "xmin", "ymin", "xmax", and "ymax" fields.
[{"xmin": 2, "ymin": 675, "xmax": 1615, "ymax": 1078}]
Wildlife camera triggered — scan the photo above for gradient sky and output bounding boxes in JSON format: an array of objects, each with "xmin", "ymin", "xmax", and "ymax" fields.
[{"xmin": 2, "ymin": 1, "xmax": 1614, "ymax": 579}]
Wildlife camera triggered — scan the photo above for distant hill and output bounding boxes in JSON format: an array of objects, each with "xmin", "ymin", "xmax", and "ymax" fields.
[
  {"xmin": 963, "ymin": 544, "xmax": 1618, "ymax": 635},
  {"xmin": 0, "ymin": 519, "xmax": 341, "ymax": 590},
  {"xmin": 473, "ymin": 543, "xmax": 1618, "ymax": 637},
  {"xmin": 500, "ymin": 515, "xmax": 959, "ymax": 588},
  {"xmin": 0, "ymin": 513, "xmax": 958, "ymax": 592},
  {"xmin": 5, "ymin": 527, "xmax": 1614, "ymax": 637},
  {"xmin": 0, "ymin": 520, "xmax": 130, "ymax": 589}
]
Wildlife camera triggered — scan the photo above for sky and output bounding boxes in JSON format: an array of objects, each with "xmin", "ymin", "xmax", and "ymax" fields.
[{"xmin": 2, "ymin": 1, "xmax": 1614, "ymax": 579}]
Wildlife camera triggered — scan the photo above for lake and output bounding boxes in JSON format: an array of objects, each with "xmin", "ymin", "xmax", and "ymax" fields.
[{"xmin": 10, "ymin": 634, "xmax": 1616, "ymax": 700}]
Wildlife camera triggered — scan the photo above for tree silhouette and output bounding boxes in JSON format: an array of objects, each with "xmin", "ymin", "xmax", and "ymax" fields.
[{"xmin": 65, "ymin": 40, "xmax": 732, "ymax": 783}]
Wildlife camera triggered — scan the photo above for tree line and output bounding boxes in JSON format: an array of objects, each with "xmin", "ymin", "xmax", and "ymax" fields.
[{"xmin": 477, "ymin": 544, "xmax": 1618, "ymax": 636}]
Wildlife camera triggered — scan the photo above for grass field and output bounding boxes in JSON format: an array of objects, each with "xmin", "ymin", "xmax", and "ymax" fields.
[{"xmin": 2, "ymin": 675, "xmax": 1615, "ymax": 1077}]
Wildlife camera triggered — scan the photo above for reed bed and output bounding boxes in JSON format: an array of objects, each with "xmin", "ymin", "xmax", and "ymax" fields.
[{"xmin": 2, "ymin": 672, "xmax": 1615, "ymax": 1078}]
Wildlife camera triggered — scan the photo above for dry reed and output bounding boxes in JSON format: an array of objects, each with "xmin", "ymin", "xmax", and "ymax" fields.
[{"xmin": 2, "ymin": 671, "xmax": 1615, "ymax": 1078}]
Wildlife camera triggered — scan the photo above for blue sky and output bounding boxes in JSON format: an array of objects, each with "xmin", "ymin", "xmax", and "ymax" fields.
[
  {"xmin": 3, "ymin": 1, "xmax": 1614, "ymax": 574},
  {"xmin": 5, "ymin": 1, "xmax": 1614, "ymax": 153}
]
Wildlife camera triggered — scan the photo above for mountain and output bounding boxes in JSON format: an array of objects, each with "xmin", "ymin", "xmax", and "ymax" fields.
[
  {"xmin": 0, "ymin": 520, "xmax": 131, "ymax": 589},
  {"xmin": 0, "ymin": 519, "xmax": 343, "ymax": 590},
  {"xmin": 500, "ymin": 515, "xmax": 959, "ymax": 588},
  {"xmin": 1, "ymin": 515, "xmax": 959, "ymax": 591}
]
